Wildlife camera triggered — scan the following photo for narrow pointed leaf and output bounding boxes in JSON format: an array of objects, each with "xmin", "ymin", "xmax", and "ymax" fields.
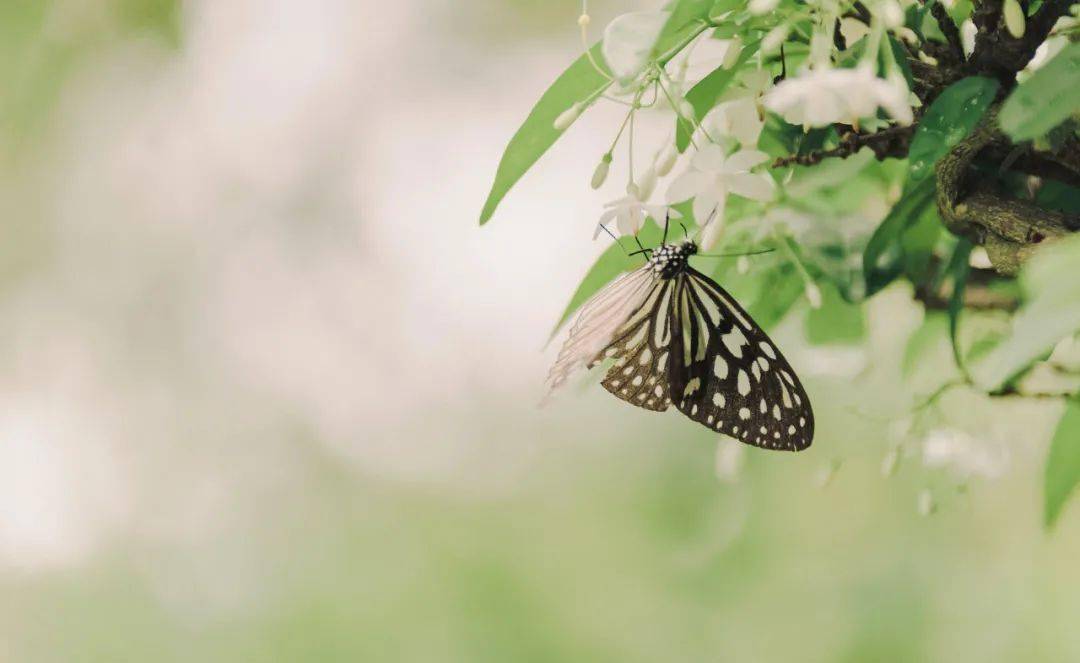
[
  {"xmin": 907, "ymin": 76, "xmax": 998, "ymax": 186},
  {"xmin": 1046, "ymin": 398, "xmax": 1080, "ymax": 529},
  {"xmin": 479, "ymin": 44, "xmax": 611, "ymax": 225}
]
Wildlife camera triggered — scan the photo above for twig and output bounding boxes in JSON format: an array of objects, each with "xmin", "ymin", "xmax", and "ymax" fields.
[{"xmin": 771, "ymin": 125, "xmax": 915, "ymax": 168}]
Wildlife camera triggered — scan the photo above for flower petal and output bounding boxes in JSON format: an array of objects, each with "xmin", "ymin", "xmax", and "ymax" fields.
[
  {"xmin": 693, "ymin": 188, "xmax": 724, "ymax": 226},
  {"xmin": 666, "ymin": 170, "xmax": 709, "ymax": 203},
  {"xmin": 699, "ymin": 196, "xmax": 728, "ymax": 250},
  {"xmin": 691, "ymin": 144, "xmax": 727, "ymax": 173},
  {"xmin": 723, "ymin": 149, "xmax": 770, "ymax": 173},
  {"xmin": 727, "ymin": 172, "xmax": 775, "ymax": 201}
]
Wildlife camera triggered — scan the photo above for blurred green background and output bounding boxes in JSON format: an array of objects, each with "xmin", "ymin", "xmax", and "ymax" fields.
[{"xmin": 1, "ymin": 1, "xmax": 1079, "ymax": 661}]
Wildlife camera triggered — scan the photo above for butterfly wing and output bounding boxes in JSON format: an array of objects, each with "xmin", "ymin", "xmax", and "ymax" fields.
[
  {"xmin": 667, "ymin": 267, "xmax": 813, "ymax": 451},
  {"xmin": 593, "ymin": 277, "xmax": 678, "ymax": 412},
  {"xmin": 544, "ymin": 265, "xmax": 658, "ymax": 401}
]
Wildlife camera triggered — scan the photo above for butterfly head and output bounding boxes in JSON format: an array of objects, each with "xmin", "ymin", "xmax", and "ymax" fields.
[{"xmin": 650, "ymin": 240, "xmax": 697, "ymax": 279}]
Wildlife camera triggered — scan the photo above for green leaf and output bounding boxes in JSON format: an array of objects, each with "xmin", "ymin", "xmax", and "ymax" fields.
[
  {"xmin": 1045, "ymin": 398, "xmax": 1080, "ymax": 529},
  {"xmin": 900, "ymin": 201, "xmax": 943, "ymax": 284},
  {"xmin": 479, "ymin": 43, "xmax": 611, "ymax": 225},
  {"xmin": 675, "ymin": 41, "xmax": 760, "ymax": 152},
  {"xmin": 653, "ymin": 0, "xmax": 714, "ymax": 59},
  {"xmin": 862, "ymin": 176, "xmax": 937, "ymax": 296},
  {"xmin": 549, "ymin": 221, "xmax": 665, "ymax": 339},
  {"xmin": 709, "ymin": 0, "xmax": 745, "ymax": 16},
  {"xmin": 1001, "ymin": 42, "xmax": 1080, "ymax": 141},
  {"xmin": 945, "ymin": 238, "xmax": 973, "ymax": 376},
  {"xmin": 907, "ymin": 76, "xmax": 999, "ymax": 186},
  {"xmin": 970, "ymin": 233, "xmax": 1080, "ymax": 390}
]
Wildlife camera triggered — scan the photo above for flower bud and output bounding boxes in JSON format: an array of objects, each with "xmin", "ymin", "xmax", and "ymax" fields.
[
  {"xmin": 804, "ymin": 282, "xmax": 822, "ymax": 309},
  {"xmin": 577, "ymin": 13, "xmax": 591, "ymax": 28},
  {"xmin": 591, "ymin": 153, "xmax": 612, "ymax": 189},
  {"xmin": 1003, "ymin": 0, "xmax": 1025, "ymax": 37},
  {"xmin": 636, "ymin": 167, "xmax": 657, "ymax": 200},
  {"xmin": 880, "ymin": 0, "xmax": 903, "ymax": 29},
  {"xmin": 722, "ymin": 36, "xmax": 743, "ymax": 69},
  {"xmin": 881, "ymin": 447, "xmax": 900, "ymax": 477},
  {"xmin": 961, "ymin": 19, "xmax": 977, "ymax": 56},
  {"xmin": 895, "ymin": 26, "xmax": 919, "ymax": 45},
  {"xmin": 762, "ymin": 24, "xmax": 790, "ymax": 53},
  {"xmin": 815, "ymin": 460, "xmax": 841, "ymax": 489},
  {"xmin": 553, "ymin": 102, "xmax": 584, "ymax": 131},
  {"xmin": 655, "ymin": 144, "xmax": 678, "ymax": 176},
  {"xmin": 748, "ymin": 0, "xmax": 779, "ymax": 15}
]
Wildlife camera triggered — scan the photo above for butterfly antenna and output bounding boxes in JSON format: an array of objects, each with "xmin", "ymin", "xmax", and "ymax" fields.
[
  {"xmin": 695, "ymin": 247, "xmax": 776, "ymax": 258},
  {"xmin": 680, "ymin": 221, "xmax": 689, "ymax": 239},
  {"xmin": 662, "ymin": 211, "xmax": 670, "ymax": 245},
  {"xmin": 596, "ymin": 223, "xmax": 633, "ymax": 257},
  {"xmin": 632, "ymin": 236, "xmax": 651, "ymax": 259}
]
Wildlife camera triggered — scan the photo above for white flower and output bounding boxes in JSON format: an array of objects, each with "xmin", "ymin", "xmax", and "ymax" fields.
[
  {"xmin": 764, "ymin": 65, "xmax": 914, "ymax": 128},
  {"xmin": 666, "ymin": 145, "xmax": 775, "ymax": 244},
  {"xmin": 921, "ymin": 428, "xmax": 1009, "ymax": 479},
  {"xmin": 700, "ymin": 70, "xmax": 771, "ymax": 147},
  {"xmin": 596, "ymin": 185, "xmax": 680, "ymax": 237},
  {"xmin": 703, "ymin": 97, "xmax": 763, "ymax": 147}
]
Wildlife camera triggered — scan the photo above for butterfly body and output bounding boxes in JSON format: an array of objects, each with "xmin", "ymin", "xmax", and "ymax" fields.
[
  {"xmin": 648, "ymin": 240, "xmax": 697, "ymax": 278},
  {"xmin": 547, "ymin": 241, "xmax": 814, "ymax": 451}
]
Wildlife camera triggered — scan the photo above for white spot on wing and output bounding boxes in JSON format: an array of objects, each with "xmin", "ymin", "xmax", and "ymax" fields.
[
  {"xmin": 713, "ymin": 356, "xmax": 728, "ymax": 379},
  {"xmin": 737, "ymin": 370, "xmax": 751, "ymax": 396},
  {"xmin": 722, "ymin": 326, "xmax": 748, "ymax": 359},
  {"xmin": 683, "ymin": 377, "xmax": 701, "ymax": 397}
]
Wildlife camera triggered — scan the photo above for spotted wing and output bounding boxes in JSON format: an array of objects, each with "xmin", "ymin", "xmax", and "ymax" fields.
[
  {"xmin": 544, "ymin": 265, "xmax": 659, "ymax": 401},
  {"xmin": 592, "ymin": 277, "xmax": 678, "ymax": 412},
  {"xmin": 667, "ymin": 267, "xmax": 813, "ymax": 451}
]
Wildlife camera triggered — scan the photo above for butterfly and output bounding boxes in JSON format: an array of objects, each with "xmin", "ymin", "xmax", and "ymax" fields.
[{"xmin": 546, "ymin": 238, "xmax": 814, "ymax": 451}]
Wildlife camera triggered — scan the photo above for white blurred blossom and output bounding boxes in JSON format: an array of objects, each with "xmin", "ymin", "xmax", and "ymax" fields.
[
  {"xmin": 714, "ymin": 437, "xmax": 745, "ymax": 482},
  {"xmin": 917, "ymin": 489, "xmax": 937, "ymax": 516},
  {"xmin": 765, "ymin": 65, "xmax": 914, "ymax": 128},
  {"xmin": 921, "ymin": 428, "xmax": 1009, "ymax": 479}
]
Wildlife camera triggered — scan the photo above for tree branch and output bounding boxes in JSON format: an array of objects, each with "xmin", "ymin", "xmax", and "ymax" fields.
[
  {"xmin": 935, "ymin": 106, "xmax": 1080, "ymax": 274},
  {"xmin": 771, "ymin": 125, "xmax": 915, "ymax": 168}
]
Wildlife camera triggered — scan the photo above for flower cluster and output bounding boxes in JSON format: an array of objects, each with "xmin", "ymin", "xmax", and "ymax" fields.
[{"xmin": 577, "ymin": 3, "xmax": 916, "ymax": 250}]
